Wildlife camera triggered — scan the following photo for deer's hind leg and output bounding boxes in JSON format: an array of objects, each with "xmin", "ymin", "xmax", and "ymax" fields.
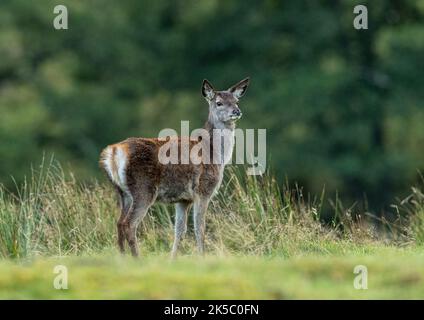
[
  {"xmin": 122, "ymin": 190, "xmax": 156, "ymax": 257},
  {"xmin": 116, "ymin": 187, "xmax": 133, "ymax": 254}
]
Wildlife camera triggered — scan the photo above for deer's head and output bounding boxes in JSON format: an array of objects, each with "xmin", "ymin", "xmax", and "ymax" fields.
[{"xmin": 202, "ymin": 78, "xmax": 250, "ymax": 127}]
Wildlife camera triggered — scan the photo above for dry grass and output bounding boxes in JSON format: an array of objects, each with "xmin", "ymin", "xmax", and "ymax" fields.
[{"xmin": 0, "ymin": 158, "xmax": 422, "ymax": 259}]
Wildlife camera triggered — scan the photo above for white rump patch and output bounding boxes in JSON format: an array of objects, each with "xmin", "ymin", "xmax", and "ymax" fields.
[
  {"xmin": 115, "ymin": 147, "xmax": 128, "ymax": 190},
  {"xmin": 102, "ymin": 146, "xmax": 129, "ymax": 193}
]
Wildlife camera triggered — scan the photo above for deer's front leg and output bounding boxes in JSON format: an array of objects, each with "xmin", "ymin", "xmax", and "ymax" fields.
[
  {"xmin": 171, "ymin": 202, "xmax": 191, "ymax": 259},
  {"xmin": 193, "ymin": 197, "xmax": 209, "ymax": 255}
]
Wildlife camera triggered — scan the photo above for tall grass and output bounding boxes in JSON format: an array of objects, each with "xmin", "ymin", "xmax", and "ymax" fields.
[
  {"xmin": 393, "ymin": 183, "xmax": 424, "ymax": 246},
  {"xmin": 0, "ymin": 159, "xmax": 422, "ymax": 259}
]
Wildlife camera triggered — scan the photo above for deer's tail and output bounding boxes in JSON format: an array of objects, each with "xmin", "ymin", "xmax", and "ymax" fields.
[{"xmin": 99, "ymin": 143, "xmax": 130, "ymax": 194}]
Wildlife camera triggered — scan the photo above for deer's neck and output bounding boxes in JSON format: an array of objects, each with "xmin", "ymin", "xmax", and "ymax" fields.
[{"xmin": 203, "ymin": 118, "xmax": 235, "ymax": 166}]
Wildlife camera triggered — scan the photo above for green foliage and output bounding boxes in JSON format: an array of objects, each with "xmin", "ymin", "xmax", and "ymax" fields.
[
  {"xmin": 0, "ymin": 0, "xmax": 423, "ymax": 213},
  {"xmin": 393, "ymin": 178, "xmax": 424, "ymax": 246}
]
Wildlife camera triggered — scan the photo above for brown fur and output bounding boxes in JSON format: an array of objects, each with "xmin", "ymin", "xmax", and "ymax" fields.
[{"xmin": 121, "ymin": 136, "xmax": 221, "ymax": 203}]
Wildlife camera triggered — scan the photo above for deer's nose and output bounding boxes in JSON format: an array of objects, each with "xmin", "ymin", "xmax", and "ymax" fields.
[{"xmin": 232, "ymin": 109, "xmax": 242, "ymax": 117}]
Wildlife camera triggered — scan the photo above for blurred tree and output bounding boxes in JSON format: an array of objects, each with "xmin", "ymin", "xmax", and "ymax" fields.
[{"xmin": 0, "ymin": 0, "xmax": 423, "ymax": 215}]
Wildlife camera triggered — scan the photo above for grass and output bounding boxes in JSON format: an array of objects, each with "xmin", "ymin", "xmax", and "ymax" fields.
[
  {"xmin": 0, "ymin": 249, "xmax": 423, "ymax": 299},
  {"xmin": 0, "ymin": 158, "xmax": 423, "ymax": 299}
]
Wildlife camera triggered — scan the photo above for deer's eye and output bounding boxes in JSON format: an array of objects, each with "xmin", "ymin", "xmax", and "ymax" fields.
[{"xmin": 216, "ymin": 101, "xmax": 223, "ymax": 106}]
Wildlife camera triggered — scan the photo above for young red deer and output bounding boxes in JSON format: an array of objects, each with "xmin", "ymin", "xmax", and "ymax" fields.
[{"xmin": 99, "ymin": 78, "xmax": 250, "ymax": 257}]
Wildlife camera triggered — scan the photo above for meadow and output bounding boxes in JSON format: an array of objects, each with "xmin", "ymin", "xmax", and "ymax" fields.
[{"xmin": 0, "ymin": 158, "xmax": 423, "ymax": 299}]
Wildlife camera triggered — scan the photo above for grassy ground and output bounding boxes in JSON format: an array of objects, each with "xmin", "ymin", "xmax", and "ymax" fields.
[
  {"xmin": 1, "ymin": 248, "xmax": 423, "ymax": 299},
  {"xmin": 0, "ymin": 160, "xmax": 424, "ymax": 299}
]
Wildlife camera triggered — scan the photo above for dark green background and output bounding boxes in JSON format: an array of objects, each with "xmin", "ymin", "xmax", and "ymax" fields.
[{"xmin": 1, "ymin": 0, "xmax": 423, "ymax": 215}]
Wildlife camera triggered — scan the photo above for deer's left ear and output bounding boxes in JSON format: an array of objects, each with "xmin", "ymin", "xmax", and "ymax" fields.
[{"xmin": 229, "ymin": 77, "xmax": 250, "ymax": 99}]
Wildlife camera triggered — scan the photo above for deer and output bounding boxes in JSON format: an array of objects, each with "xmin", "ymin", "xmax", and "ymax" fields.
[{"xmin": 99, "ymin": 77, "xmax": 250, "ymax": 258}]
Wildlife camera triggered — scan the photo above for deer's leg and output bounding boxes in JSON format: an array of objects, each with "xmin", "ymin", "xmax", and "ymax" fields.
[
  {"xmin": 123, "ymin": 194, "xmax": 155, "ymax": 257},
  {"xmin": 193, "ymin": 197, "xmax": 210, "ymax": 255},
  {"xmin": 171, "ymin": 201, "xmax": 191, "ymax": 259},
  {"xmin": 116, "ymin": 187, "xmax": 132, "ymax": 254}
]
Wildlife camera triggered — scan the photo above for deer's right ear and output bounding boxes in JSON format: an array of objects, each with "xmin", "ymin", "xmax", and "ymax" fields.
[{"xmin": 202, "ymin": 79, "xmax": 215, "ymax": 101}]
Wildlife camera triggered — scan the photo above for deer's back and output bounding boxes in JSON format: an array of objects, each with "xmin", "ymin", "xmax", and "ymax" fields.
[{"xmin": 100, "ymin": 137, "xmax": 222, "ymax": 203}]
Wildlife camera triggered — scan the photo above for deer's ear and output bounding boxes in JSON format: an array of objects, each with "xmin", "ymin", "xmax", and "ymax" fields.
[
  {"xmin": 202, "ymin": 79, "xmax": 215, "ymax": 101},
  {"xmin": 229, "ymin": 77, "xmax": 250, "ymax": 99}
]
